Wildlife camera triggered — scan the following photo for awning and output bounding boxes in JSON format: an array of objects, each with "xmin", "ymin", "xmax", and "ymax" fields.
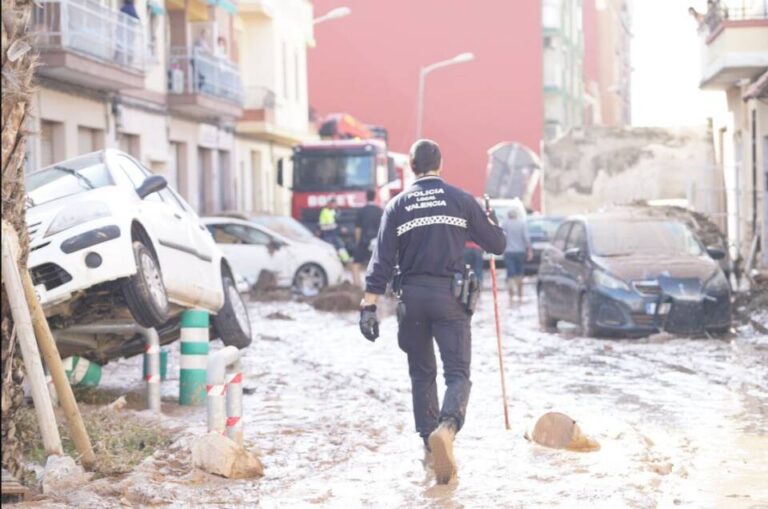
[
  {"xmin": 148, "ymin": 0, "xmax": 165, "ymax": 15},
  {"xmin": 207, "ymin": 0, "xmax": 237, "ymax": 15}
]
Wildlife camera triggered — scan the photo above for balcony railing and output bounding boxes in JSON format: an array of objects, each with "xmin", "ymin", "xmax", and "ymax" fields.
[
  {"xmin": 703, "ymin": 1, "xmax": 768, "ymax": 33},
  {"xmin": 32, "ymin": 0, "xmax": 147, "ymax": 72},
  {"xmin": 168, "ymin": 47, "xmax": 243, "ymax": 104}
]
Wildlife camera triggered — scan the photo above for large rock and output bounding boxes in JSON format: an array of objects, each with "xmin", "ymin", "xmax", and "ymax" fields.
[
  {"xmin": 41, "ymin": 454, "xmax": 92, "ymax": 494},
  {"xmin": 524, "ymin": 412, "xmax": 600, "ymax": 452},
  {"xmin": 190, "ymin": 432, "xmax": 264, "ymax": 479}
]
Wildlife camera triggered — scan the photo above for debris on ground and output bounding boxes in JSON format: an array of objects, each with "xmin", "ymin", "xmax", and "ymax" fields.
[
  {"xmin": 266, "ymin": 311, "xmax": 294, "ymax": 321},
  {"xmin": 250, "ymin": 271, "xmax": 293, "ymax": 301},
  {"xmin": 309, "ymin": 282, "xmax": 364, "ymax": 312},
  {"xmin": 17, "ymin": 403, "xmax": 175, "ymax": 480},
  {"xmin": 190, "ymin": 432, "xmax": 264, "ymax": 479},
  {"xmin": 524, "ymin": 412, "xmax": 600, "ymax": 452},
  {"xmin": 733, "ymin": 283, "xmax": 768, "ymax": 334},
  {"xmin": 40, "ymin": 455, "xmax": 91, "ymax": 495}
]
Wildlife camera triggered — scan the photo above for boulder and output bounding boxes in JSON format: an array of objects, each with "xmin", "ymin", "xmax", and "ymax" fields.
[
  {"xmin": 190, "ymin": 432, "xmax": 264, "ymax": 479},
  {"xmin": 524, "ymin": 412, "xmax": 600, "ymax": 452}
]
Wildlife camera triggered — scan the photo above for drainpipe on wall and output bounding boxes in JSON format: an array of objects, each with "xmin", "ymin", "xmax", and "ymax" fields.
[{"xmin": 751, "ymin": 108, "xmax": 757, "ymax": 238}]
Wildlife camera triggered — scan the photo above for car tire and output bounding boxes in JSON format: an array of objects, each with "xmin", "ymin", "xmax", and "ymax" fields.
[
  {"xmin": 123, "ymin": 241, "xmax": 170, "ymax": 328},
  {"xmin": 537, "ymin": 286, "xmax": 558, "ymax": 332},
  {"xmin": 293, "ymin": 263, "xmax": 328, "ymax": 296},
  {"xmin": 579, "ymin": 292, "xmax": 598, "ymax": 338},
  {"xmin": 212, "ymin": 272, "xmax": 253, "ymax": 349}
]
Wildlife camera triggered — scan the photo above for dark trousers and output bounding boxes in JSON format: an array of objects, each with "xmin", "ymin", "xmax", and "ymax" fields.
[
  {"xmin": 398, "ymin": 281, "xmax": 472, "ymax": 439},
  {"xmin": 463, "ymin": 247, "xmax": 484, "ymax": 285}
]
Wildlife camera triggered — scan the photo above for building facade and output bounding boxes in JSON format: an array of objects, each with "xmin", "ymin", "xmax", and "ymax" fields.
[
  {"xmin": 27, "ymin": 0, "xmax": 313, "ymax": 216},
  {"xmin": 697, "ymin": 0, "xmax": 768, "ymax": 269},
  {"xmin": 308, "ymin": 0, "xmax": 544, "ymax": 197}
]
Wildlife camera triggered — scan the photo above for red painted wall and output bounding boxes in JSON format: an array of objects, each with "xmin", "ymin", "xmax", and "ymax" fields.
[{"xmin": 308, "ymin": 1, "xmax": 543, "ymax": 196}]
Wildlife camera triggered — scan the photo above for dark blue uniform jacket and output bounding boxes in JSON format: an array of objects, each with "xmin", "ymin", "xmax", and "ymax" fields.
[{"xmin": 365, "ymin": 176, "xmax": 506, "ymax": 294}]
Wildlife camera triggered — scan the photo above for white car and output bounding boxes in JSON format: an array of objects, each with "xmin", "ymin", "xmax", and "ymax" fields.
[
  {"xmin": 202, "ymin": 216, "xmax": 344, "ymax": 295},
  {"xmin": 25, "ymin": 150, "xmax": 252, "ymax": 360}
]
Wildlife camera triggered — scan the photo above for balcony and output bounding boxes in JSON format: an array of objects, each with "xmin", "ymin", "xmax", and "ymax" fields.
[
  {"xmin": 699, "ymin": 1, "xmax": 768, "ymax": 89},
  {"xmin": 238, "ymin": 86, "xmax": 308, "ymax": 144},
  {"xmin": 32, "ymin": 0, "xmax": 148, "ymax": 90},
  {"xmin": 167, "ymin": 47, "xmax": 244, "ymax": 119}
]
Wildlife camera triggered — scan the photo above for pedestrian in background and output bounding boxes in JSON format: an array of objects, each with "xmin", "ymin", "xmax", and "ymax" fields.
[
  {"xmin": 319, "ymin": 198, "xmax": 350, "ymax": 264},
  {"xmin": 463, "ymin": 240, "xmax": 484, "ymax": 288},
  {"xmin": 501, "ymin": 209, "xmax": 532, "ymax": 301},
  {"xmin": 352, "ymin": 190, "xmax": 383, "ymax": 287}
]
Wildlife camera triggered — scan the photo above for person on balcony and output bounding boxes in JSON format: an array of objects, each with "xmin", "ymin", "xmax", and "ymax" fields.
[
  {"xmin": 116, "ymin": 0, "xmax": 139, "ymax": 65},
  {"xmin": 192, "ymin": 29, "xmax": 212, "ymax": 94}
]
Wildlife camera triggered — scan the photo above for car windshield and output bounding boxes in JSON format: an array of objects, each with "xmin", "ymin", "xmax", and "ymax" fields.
[
  {"xmin": 251, "ymin": 215, "xmax": 315, "ymax": 242},
  {"xmin": 293, "ymin": 153, "xmax": 374, "ymax": 191},
  {"xmin": 26, "ymin": 153, "xmax": 113, "ymax": 206},
  {"xmin": 527, "ymin": 217, "xmax": 561, "ymax": 240},
  {"xmin": 590, "ymin": 219, "xmax": 704, "ymax": 257}
]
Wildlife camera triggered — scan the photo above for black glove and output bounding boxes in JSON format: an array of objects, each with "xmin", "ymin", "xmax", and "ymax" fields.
[{"xmin": 359, "ymin": 305, "xmax": 379, "ymax": 342}]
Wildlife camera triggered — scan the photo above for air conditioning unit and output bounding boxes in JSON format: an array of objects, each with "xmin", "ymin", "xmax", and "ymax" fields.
[{"xmin": 170, "ymin": 67, "xmax": 184, "ymax": 94}]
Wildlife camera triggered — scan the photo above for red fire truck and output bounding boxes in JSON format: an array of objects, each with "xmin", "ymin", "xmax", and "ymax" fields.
[{"xmin": 277, "ymin": 114, "xmax": 412, "ymax": 246}]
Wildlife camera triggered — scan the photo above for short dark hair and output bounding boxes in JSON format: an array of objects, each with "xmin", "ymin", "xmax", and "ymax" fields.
[
  {"xmin": 366, "ymin": 189, "xmax": 376, "ymax": 201},
  {"xmin": 409, "ymin": 139, "xmax": 442, "ymax": 174}
]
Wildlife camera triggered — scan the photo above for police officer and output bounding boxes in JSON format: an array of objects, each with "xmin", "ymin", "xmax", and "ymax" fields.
[{"xmin": 359, "ymin": 139, "xmax": 506, "ymax": 484}]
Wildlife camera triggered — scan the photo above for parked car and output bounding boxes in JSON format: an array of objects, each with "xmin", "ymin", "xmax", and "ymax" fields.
[
  {"xmin": 25, "ymin": 150, "xmax": 252, "ymax": 362},
  {"xmin": 203, "ymin": 216, "xmax": 344, "ymax": 295},
  {"xmin": 524, "ymin": 215, "xmax": 563, "ymax": 275},
  {"xmin": 536, "ymin": 213, "xmax": 731, "ymax": 337}
]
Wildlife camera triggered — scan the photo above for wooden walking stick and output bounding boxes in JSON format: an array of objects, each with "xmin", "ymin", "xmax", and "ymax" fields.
[{"xmin": 484, "ymin": 195, "xmax": 511, "ymax": 430}]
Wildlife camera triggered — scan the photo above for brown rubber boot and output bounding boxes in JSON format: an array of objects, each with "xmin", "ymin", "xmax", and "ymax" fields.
[
  {"xmin": 428, "ymin": 421, "xmax": 457, "ymax": 484},
  {"xmin": 516, "ymin": 277, "xmax": 524, "ymax": 300}
]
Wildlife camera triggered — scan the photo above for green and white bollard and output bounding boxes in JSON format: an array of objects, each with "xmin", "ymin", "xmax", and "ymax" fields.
[
  {"xmin": 179, "ymin": 309, "xmax": 209, "ymax": 406},
  {"xmin": 63, "ymin": 355, "xmax": 102, "ymax": 387}
]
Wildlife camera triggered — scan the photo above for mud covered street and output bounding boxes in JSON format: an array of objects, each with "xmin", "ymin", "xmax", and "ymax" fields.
[{"xmin": 51, "ymin": 284, "xmax": 763, "ymax": 509}]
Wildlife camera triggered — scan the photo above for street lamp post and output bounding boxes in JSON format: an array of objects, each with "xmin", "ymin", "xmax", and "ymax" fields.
[
  {"xmin": 416, "ymin": 52, "xmax": 474, "ymax": 139},
  {"xmin": 313, "ymin": 6, "xmax": 351, "ymax": 25}
]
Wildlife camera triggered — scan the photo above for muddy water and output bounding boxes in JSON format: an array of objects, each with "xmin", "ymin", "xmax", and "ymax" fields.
[{"xmin": 95, "ymin": 286, "xmax": 767, "ymax": 508}]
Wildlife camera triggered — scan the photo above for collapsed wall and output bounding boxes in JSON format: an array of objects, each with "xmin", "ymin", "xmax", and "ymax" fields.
[{"xmin": 542, "ymin": 126, "xmax": 725, "ymax": 226}]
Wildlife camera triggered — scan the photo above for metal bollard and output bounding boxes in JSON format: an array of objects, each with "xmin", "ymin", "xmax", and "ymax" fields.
[
  {"xmin": 226, "ymin": 364, "xmax": 243, "ymax": 446},
  {"xmin": 206, "ymin": 346, "xmax": 243, "ymax": 445},
  {"xmin": 180, "ymin": 310, "xmax": 209, "ymax": 406},
  {"xmin": 141, "ymin": 327, "xmax": 161, "ymax": 413}
]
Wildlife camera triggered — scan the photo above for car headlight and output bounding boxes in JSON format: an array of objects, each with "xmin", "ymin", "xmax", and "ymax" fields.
[
  {"xmin": 705, "ymin": 270, "xmax": 729, "ymax": 294},
  {"xmin": 593, "ymin": 269, "xmax": 630, "ymax": 291},
  {"xmin": 46, "ymin": 202, "xmax": 111, "ymax": 237}
]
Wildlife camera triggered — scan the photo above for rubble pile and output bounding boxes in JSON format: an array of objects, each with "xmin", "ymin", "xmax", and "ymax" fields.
[
  {"xmin": 733, "ymin": 283, "xmax": 768, "ymax": 334},
  {"xmin": 309, "ymin": 282, "xmax": 364, "ymax": 312}
]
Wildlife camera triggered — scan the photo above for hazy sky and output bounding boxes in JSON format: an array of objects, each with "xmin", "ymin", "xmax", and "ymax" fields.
[{"xmin": 630, "ymin": 0, "xmax": 726, "ymax": 127}]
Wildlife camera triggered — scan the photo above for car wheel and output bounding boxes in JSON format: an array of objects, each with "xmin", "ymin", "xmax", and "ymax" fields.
[
  {"xmin": 123, "ymin": 241, "xmax": 170, "ymax": 328},
  {"xmin": 293, "ymin": 263, "xmax": 328, "ymax": 296},
  {"xmin": 579, "ymin": 292, "xmax": 598, "ymax": 338},
  {"xmin": 537, "ymin": 286, "xmax": 558, "ymax": 332},
  {"xmin": 213, "ymin": 273, "xmax": 253, "ymax": 349}
]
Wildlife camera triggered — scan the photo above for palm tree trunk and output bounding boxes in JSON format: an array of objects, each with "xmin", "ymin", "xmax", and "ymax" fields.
[{"xmin": 1, "ymin": 0, "xmax": 36, "ymax": 478}]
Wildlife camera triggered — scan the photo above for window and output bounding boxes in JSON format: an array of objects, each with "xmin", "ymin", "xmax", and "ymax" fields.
[
  {"xmin": 118, "ymin": 133, "xmax": 140, "ymax": 158},
  {"xmin": 27, "ymin": 153, "xmax": 114, "ymax": 206},
  {"xmin": 565, "ymin": 222, "xmax": 587, "ymax": 251},
  {"xmin": 115, "ymin": 155, "xmax": 161, "ymax": 202},
  {"xmin": 282, "ymin": 41, "xmax": 289, "ymax": 98},
  {"xmin": 552, "ymin": 222, "xmax": 571, "ymax": 250},
  {"xmin": 77, "ymin": 127, "xmax": 103, "ymax": 154},
  {"xmin": 208, "ymin": 224, "xmax": 270, "ymax": 245},
  {"xmin": 294, "ymin": 48, "xmax": 301, "ymax": 101},
  {"xmin": 40, "ymin": 120, "xmax": 59, "ymax": 168}
]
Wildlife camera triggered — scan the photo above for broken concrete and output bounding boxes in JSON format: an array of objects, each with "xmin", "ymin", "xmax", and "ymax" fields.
[
  {"xmin": 190, "ymin": 432, "xmax": 264, "ymax": 480},
  {"xmin": 40, "ymin": 455, "xmax": 92, "ymax": 494},
  {"xmin": 542, "ymin": 126, "xmax": 725, "ymax": 228}
]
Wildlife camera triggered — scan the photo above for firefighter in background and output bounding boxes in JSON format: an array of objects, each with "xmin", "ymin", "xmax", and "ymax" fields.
[{"xmin": 319, "ymin": 198, "xmax": 351, "ymax": 263}]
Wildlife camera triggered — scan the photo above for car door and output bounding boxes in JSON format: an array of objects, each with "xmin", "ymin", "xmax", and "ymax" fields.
[
  {"xmin": 208, "ymin": 223, "xmax": 274, "ymax": 285},
  {"xmin": 560, "ymin": 221, "xmax": 589, "ymax": 322},
  {"xmin": 113, "ymin": 155, "xmax": 202, "ymax": 301},
  {"xmin": 541, "ymin": 221, "xmax": 571, "ymax": 317}
]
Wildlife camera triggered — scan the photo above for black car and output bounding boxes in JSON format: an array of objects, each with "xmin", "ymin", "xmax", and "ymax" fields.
[
  {"xmin": 524, "ymin": 216, "xmax": 563, "ymax": 275},
  {"xmin": 536, "ymin": 214, "xmax": 731, "ymax": 337}
]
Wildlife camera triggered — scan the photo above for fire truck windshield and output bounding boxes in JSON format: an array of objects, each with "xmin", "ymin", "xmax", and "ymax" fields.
[{"xmin": 293, "ymin": 153, "xmax": 374, "ymax": 191}]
